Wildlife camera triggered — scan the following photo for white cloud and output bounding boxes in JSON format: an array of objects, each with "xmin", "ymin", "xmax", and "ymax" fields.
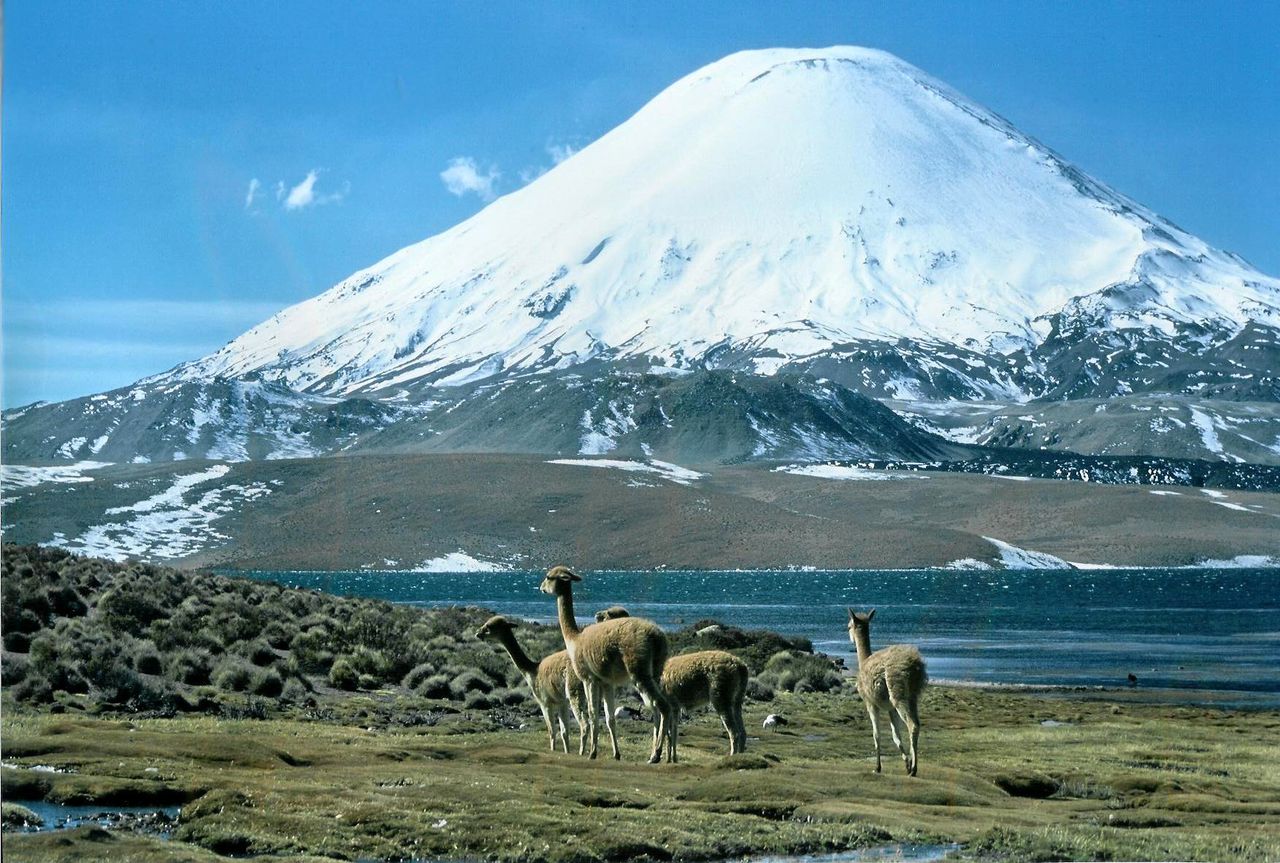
[
  {"xmin": 284, "ymin": 171, "xmax": 319, "ymax": 210},
  {"xmin": 440, "ymin": 157, "xmax": 500, "ymax": 201},
  {"xmin": 246, "ymin": 171, "xmax": 346, "ymax": 215},
  {"xmin": 279, "ymin": 170, "xmax": 346, "ymax": 211},
  {"xmin": 244, "ymin": 178, "xmax": 262, "ymax": 209}
]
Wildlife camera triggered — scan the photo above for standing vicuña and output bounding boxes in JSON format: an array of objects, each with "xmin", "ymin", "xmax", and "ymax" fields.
[
  {"xmin": 659, "ymin": 650, "xmax": 749, "ymax": 755},
  {"xmin": 596, "ymin": 606, "xmax": 748, "ymax": 755},
  {"xmin": 475, "ymin": 615, "xmax": 588, "ymax": 754},
  {"xmin": 847, "ymin": 608, "xmax": 927, "ymax": 776},
  {"xmin": 540, "ymin": 566, "xmax": 679, "ymax": 763}
]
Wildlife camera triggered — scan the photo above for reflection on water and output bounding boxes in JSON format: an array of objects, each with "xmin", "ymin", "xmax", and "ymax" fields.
[{"xmin": 239, "ymin": 567, "xmax": 1280, "ymax": 707}]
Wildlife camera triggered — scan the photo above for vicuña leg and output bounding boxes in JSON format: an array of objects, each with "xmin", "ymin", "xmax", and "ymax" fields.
[
  {"xmin": 633, "ymin": 674, "xmax": 672, "ymax": 763},
  {"xmin": 599, "ymin": 685, "xmax": 621, "ymax": 760},
  {"xmin": 904, "ymin": 696, "xmax": 921, "ymax": 777},
  {"xmin": 865, "ymin": 703, "xmax": 883, "ymax": 773},
  {"xmin": 538, "ymin": 703, "xmax": 557, "ymax": 752},
  {"xmin": 567, "ymin": 694, "xmax": 586, "ymax": 756},
  {"xmin": 887, "ymin": 705, "xmax": 910, "ymax": 771},
  {"xmin": 584, "ymin": 680, "xmax": 602, "ymax": 759},
  {"xmin": 554, "ymin": 703, "xmax": 571, "ymax": 753}
]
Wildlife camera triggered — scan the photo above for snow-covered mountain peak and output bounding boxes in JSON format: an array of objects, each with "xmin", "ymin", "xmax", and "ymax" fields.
[{"xmin": 177, "ymin": 46, "xmax": 1278, "ymax": 397}]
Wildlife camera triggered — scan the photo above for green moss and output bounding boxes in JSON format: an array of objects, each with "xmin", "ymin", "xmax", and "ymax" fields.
[{"xmin": 2, "ymin": 687, "xmax": 1277, "ymax": 863}]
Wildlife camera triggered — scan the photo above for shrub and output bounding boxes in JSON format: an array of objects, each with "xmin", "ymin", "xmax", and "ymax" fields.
[
  {"xmin": 289, "ymin": 628, "xmax": 335, "ymax": 674},
  {"xmin": 27, "ymin": 632, "xmax": 87, "ymax": 694},
  {"xmin": 401, "ymin": 662, "xmax": 437, "ymax": 691},
  {"xmin": 344, "ymin": 646, "xmax": 392, "ymax": 682},
  {"xmin": 237, "ymin": 640, "xmax": 278, "ymax": 667},
  {"xmin": 2, "ymin": 653, "xmax": 29, "ymax": 685},
  {"xmin": 463, "ymin": 690, "xmax": 492, "ymax": 710},
  {"xmin": 167, "ymin": 648, "xmax": 214, "ymax": 686},
  {"xmin": 757, "ymin": 651, "xmax": 844, "ymax": 694},
  {"xmin": 329, "ymin": 657, "xmax": 359, "ymax": 691},
  {"xmin": 96, "ymin": 582, "xmax": 166, "ymax": 636},
  {"xmin": 133, "ymin": 642, "xmax": 164, "ymax": 675},
  {"xmin": 12, "ymin": 674, "xmax": 54, "ymax": 705},
  {"xmin": 280, "ymin": 677, "xmax": 310, "ymax": 704},
  {"xmin": 450, "ymin": 670, "xmax": 493, "ymax": 698},
  {"xmin": 250, "ymin": 668, "xmax": 284, "ymax": 697},
  {"xmin": 414, "ymin": 673, "xmax": 453, "ymax": 699},
  {"xmin": 261, "ymin": 621, "xmax": 295, "ymax": 650},
  {"xmin": 213, "ymin": 658, "xmax": 254, "ymax": 692},
  {"xmin": 745, "ymin": 677, "xmax": 775, "ymax": 702},
  {"xmin": 491, "ymin": 687, "xmax": 527, "ymax": 707}
]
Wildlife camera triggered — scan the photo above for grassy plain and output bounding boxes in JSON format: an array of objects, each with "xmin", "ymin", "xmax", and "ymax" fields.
[{"xmin": 3, "ymin": 686, "xmax": 1278, "ymax": 863}]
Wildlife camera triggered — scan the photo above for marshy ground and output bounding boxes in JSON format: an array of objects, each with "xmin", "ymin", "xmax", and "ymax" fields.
[{"xmin": 3, "ymin": 686, "xmax": 1278, "ymax": 863}]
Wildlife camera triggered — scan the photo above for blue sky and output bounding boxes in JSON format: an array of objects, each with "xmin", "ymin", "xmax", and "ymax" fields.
[{"xmin": 4, "ymin": 1, "xmax": 1278, "ymax": 407}]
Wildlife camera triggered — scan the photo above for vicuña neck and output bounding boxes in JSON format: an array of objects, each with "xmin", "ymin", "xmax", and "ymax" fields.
[
  {"xmin": 852, "ymin": 629, "xmax": 873, "ymax": 666},
  {"xmin": 493, "ymin": 627, "xmax": 539, "ymax": 675},
  {"xmin": 555, "ymin": 588, "xmax": 582, "ymax": 642}
]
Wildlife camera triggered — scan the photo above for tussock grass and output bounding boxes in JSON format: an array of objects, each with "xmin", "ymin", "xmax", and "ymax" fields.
[{"xmin": 2, "ymin": 687, "xmax": 1277, "ymax": 862}]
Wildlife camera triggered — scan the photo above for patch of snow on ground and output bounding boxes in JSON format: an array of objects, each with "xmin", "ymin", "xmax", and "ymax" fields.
[
  {"xmin": 983, "ymin": 537, "xmax": 1073, "ymax": 569},
  {"xmin": 2, "ymin": 461, "xmax": 113, "ymax": 490},
  {"xmin": 89, "ymin": 434, "xmax": 111, "ymax": 454},
  {"xmin": 412, "ymin": 551, "xmax": 510, "ymax": 572},
  {"xmin": 941, "ymin": 558, "xmax": 994, "ymax": 570},
  {"xmin": 1188, "ymin": 407, "xmax": 1225, "ymax": 458},
  {"xmin": 774, "ymin": 464, "xmax": 928, "ymax": 481},
  {"xmin": 55, "ymin": 437, "xmax": 88, "ymax": 458},
  {"xmin": 1149, "ymin": 490, "xmax": 1183, "ymax": 496},
  {"xmin": 1211, "ymin": 501, "xmax": 1256, "ymax": 513},
  {"xmin": 1195, "ymin": 555, "xmax": 1279, "ymax": 568},
  {"xmin": 748, "ymin": 416, "xmax": 782, "ymax": 457},
  {"xmin": 52, "ymin": 464, "xmax": 272, "ymax": 561},
  {"xmin": 547, "ymin": 458, "xmax": 705, "ymax": 485}
]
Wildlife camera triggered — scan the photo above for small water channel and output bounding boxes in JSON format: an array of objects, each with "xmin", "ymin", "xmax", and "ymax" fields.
[
  {"xmin": 6, "ymin": 800, "xmax": 181, "ymax": 836},
  {"xmin": 743, "ymin": 844, "xmax": 960, "ymax": 862}
]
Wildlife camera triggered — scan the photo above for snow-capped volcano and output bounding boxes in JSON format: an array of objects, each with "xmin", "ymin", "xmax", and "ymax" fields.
[
  {"xmin": 7, "ymin": 46, "xmax": 1279, "ymax": 471},
  {"xmin": 176, "ymin": 46, "xmax": 1277, "ymax": 400}
]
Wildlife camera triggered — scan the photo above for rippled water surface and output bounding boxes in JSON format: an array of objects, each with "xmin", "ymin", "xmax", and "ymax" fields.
[{"xmin": 240, "ymin": 568, "xmax": 1280, "ymax": 707}]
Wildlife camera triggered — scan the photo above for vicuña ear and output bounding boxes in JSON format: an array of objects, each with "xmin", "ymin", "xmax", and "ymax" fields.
[
  {"xmin": 546, "ymin": 565, "xmax": 579, "ymax": 582},
  {"xmin": 867, "ymin": 608, "xmax": 876, "ymax": 621},
  {"xmin": 847, "ymin": 607, "xmax": 856, "ymax": 621}
]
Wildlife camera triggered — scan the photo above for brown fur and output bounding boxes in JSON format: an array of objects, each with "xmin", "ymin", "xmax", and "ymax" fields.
[
  {"xmin": 848, "ymin": 608, "xmax": 927, "ymax": 776},
  {"xmin": 592, "ymin": 605, "xmax": 747, "ymax": 755},
  {"xmin": 660, "ymin": 650, "xmax": 749, "ymax": 755},
  {"xmin": 474, "ymin": 615, "xmax": 588, "ymax": 754},
  {"xmin": 540, "ymin": 566, "xmax": 679, "ymax": 763}
]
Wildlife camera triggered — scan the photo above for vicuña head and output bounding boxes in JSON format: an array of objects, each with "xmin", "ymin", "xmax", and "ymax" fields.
[
  {"xmin": 474, "ymin": 614, "xmax": 516, "ymax": 641},
  {"xmin": 540, "ymin": 564, "xmax": 581, "ymax": 597}
]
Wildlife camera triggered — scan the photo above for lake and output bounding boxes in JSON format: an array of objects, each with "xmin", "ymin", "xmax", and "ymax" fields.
[{"xmin": 239, "ymin": 567, "xmax": 1280, "ymax": 708}]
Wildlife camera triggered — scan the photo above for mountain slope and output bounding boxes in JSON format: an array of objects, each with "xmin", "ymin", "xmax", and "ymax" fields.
[
  {"xmin": 4, "ymin": 46, "xmax": 1278, "ymax": 470},
  {"xmin": 171, "ymin": 47, "xmax": 1277, "ymax": 402}
]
